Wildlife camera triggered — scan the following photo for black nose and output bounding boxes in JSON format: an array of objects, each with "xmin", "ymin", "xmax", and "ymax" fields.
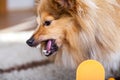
[{"xmin": 26, "ymin": 38, "xmax": 35, "ymax": 47}]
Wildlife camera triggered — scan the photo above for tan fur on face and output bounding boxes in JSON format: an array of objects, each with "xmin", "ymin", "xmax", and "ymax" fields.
[{"xmin": 31, "ymin": 0, "xmax": 120, "ymax": 78}]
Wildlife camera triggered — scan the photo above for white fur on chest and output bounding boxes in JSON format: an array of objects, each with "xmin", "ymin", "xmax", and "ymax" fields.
[{"xmin": 91, "ymin": 50, "xmax": 120, "ymax": 78}]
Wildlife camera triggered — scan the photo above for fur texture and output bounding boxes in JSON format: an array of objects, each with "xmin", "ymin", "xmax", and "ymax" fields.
[{"xmin": 29, "ymin": 0, "xmax": 120, "ymax": 78}]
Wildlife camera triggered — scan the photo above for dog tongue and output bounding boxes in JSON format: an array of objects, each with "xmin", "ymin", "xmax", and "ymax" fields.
[{"xmin": 46, "ymin": 40, "xmax": 52, "ymax": 51}]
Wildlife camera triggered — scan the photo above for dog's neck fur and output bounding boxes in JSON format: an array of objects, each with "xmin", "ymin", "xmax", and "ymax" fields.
[{"xmin": 56, "ymin": 0, "xmax": 120, "ymax": 78}]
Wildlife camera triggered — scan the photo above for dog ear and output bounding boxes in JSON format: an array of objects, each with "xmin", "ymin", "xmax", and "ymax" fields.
[{"xmin": 54, "ymin": 0, "xmax": 76, "ymax": 10}]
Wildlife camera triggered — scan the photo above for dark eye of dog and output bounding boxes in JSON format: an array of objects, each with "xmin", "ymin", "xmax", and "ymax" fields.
[{"xmin": 44, "ymin": 21, "xmax": 51, "ymax": 26}]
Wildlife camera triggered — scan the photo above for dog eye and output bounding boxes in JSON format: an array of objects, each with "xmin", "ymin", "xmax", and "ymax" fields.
[{"xmin": 44, "ymin": 21, "xmax": 51, "ymax": 26}]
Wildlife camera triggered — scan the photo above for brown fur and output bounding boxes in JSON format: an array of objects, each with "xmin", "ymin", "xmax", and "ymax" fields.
[{"xmin": 29, "ymin": 0, "xmax": 120, "ymax": 78}]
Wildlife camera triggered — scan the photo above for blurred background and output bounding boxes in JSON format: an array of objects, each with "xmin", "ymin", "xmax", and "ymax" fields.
[
  {"xmin": 0, "ymin": 0, "xmax": 35, "ymax": 29},
  {"xmin": 0, "ymin": 0, "xmax": 75, "ymax": 80}
]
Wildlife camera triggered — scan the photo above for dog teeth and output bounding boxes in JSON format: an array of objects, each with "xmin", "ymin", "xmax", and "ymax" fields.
[
  {"xmin": 36, "ymin": 45, "xmax": 40, "ymax": 48},
  {"xmin": 43, "ymin": 50, "xmax": 47, "ymax": 53},
  {"xmin": 43, "ymin": 50, "xmax": 51, "ymax": 56}
]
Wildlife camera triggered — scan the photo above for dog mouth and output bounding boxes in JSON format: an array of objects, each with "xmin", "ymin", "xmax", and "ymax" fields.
[{"xmin": 42, "ymin": 39, "xmax": 58, "ymax": 56}]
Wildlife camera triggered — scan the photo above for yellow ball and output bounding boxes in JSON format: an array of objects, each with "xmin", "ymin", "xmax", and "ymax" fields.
[
  {"xmin": 108, "ymin": 78, "xmax": 115, "ymax": 80},
  {"xmin": 76, "ymin": 60, "xmax": 105, "ymax": 80}
]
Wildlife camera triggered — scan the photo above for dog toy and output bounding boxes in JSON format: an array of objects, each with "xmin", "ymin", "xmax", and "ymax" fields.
[
  {"xmin": 108, "ymin": 77, "xmax": 115, "ymax": 80},
  {"xmin": 76, "ymin": 60, "xmax": 105, "ymax": 80}
]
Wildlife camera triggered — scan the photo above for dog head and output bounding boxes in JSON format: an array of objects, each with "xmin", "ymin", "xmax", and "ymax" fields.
[{"xmin": 26, "ymin": 0, "xmax": 79, "ymax": 56}]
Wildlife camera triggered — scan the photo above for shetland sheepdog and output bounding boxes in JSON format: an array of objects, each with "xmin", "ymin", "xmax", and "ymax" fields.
[{"xmin": 26, "ymin": 0, "xmax": 120, "ymax": 78}]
